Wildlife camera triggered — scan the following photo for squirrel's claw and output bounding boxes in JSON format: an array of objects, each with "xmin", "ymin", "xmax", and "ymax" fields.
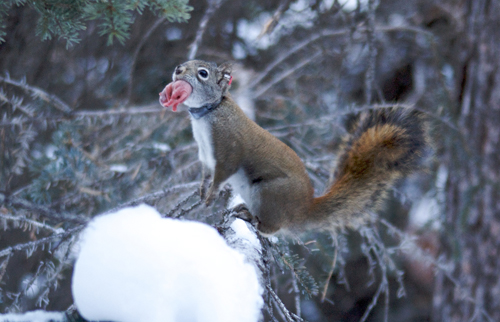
[
  {"xmin": 204, "ymin": 184, "xmax": 216, "ymax": 206},
  {"xmin": 204, "ymin": 193, "xmax": 215, "ymax": 206}
]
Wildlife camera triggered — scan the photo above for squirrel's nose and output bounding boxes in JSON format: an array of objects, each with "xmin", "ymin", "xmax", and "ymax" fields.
[{"xmin": 175, "ymin": 65, "xmax": 184, "ymax": 75}]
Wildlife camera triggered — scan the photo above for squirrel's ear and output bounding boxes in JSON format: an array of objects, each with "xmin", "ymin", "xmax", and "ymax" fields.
[{"xmin": 217, "ymin": 62, "xmax": 233, "ymax": 93}]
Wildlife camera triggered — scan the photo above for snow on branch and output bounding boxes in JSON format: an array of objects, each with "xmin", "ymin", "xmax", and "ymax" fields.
[{"xmin": 72, "ymin": 204, "xmax": 264, "ymax": 322}]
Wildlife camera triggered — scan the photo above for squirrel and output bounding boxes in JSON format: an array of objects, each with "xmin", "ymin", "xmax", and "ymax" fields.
[{"xmin": 159, "ymin": 60, "xmax": 426, "ymax": 235}]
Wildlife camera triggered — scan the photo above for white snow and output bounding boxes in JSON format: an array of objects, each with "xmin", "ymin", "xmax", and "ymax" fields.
[
  {"xmin": 228, "ymin": 193, "xmax": 246, "ymax": 209},
  {"xmin": 0, "ymin": 310, "xmax": 64, "ymax": 322},
  {"xmin": 409, "ymin": 196, "xmax": 440, "ymax": 229},
  {"xmin": 109, "ymin": 164, "xmax": 128, "ymax": 173},
  {"xmin": 409, "ymin": 165, "xmax": 447, "ymax": 230},
  {"xmin": 152, "ymin": 142, "xmax": 171, "ymax": 152},
  {"xmin": 230, "ymin": 219, "xmax": 261, "ymax": 252},
  {"xmin": 72, "ymin": 204, "xmax": 263, "ymax": 322},
  {"xmin": 342, "ymin": 0, "xmax": 368, "ymax": 11}
]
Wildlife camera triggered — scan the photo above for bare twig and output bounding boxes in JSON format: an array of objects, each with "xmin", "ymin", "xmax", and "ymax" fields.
[
  {"xmin": 0, "ymin": 105, "xmax": 171, "ymax": 127},
  {"xmin": 258, "ymin": 0, "xmax": 293, "ymax": 37},
  {"xmin": 187, "ymin": 0, "xmax": 224, "ymax": 60},
  {"xmin": 164, "ymin": 189, "xmax": 199, "ymax": 217},
  {"xmin": 176, "ymin": 199, "xmax": 203, "ymax": 218},
  {"xmin": 320, "ymin": 233, "xmax": 338, "ymax": 302},
  {"xmin": 364, "ymin": 0, "xmax": 378, "ymax": 105},
  {"xmin": 379, "ymin": 219, "xmax": 494, "ymax": 322},
  {"xmin": 291, "ymin": 272, "xmax": 302, "ymax": 317},
  {"xmin": 359, "ymin": 226, "xmax": 391, "ymax": 322},
  {"xmin": 254, "ymin": 50, "xmax": 323, "ymax": 98},
  {"xmin": 360, "ymin": 276, "xmax": 388, "ymax": 322},
  {"xmin": 126, "ymin": 17, "xmax": 167, "ymax": 105},
  {"xmin": 249, "ymin": 29, "xmax": 343, "ymax": 89},
  {"xmin": 249, "ymin": 25, "xmax": 434, "ymax": 90},
  {"xmin": 0, "ymin": 254, "xmax": 11, "ymax": 283},
  {"xmin": 73, "ymin": 105, "xmax": 168, "ymax": 117},
  {"xmin": 266, "ymin": 284, "xmax": 299, "ymax": 322},
  {"xmin": 265, "ymin": 103, "xmax": 415, "ymax": 132}
]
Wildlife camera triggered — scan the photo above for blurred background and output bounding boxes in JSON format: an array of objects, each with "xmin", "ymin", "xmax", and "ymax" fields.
[{"xmin": 0, "ymin": 0, "xmax": 499, "ymax": 321}]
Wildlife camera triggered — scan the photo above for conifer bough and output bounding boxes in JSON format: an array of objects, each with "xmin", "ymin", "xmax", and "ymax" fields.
[{"xmin": 0, "ymin": 0, "xmax": 193, "ymax": 46}]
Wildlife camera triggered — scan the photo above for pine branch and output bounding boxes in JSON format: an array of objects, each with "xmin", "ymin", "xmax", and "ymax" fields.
[
  {"xmin": 0, "ymin": 75, "xmax": 72, "ymax": 113},
  {"xmin": 0, "ymin": 213, "xmax": 64, "ymax": 234},
  {"xmin": 101, "ymin": 181, "xmax": 199, "ymax": 215},
  {"xmin": 5, "ymin": 196, "xmax": 89, "ymax": 224},
  {"xmin": 165, "ymin": 189, "xmax": 199, "ymax": 218},
  {"xmin": 266, "ymin": 284, "xmax": 305, "ymax": 322},
  {"xmin": 35, "ymin": 236, "xmax": 76, "ymax": 309},
  {"xmin": 0, "ymin": 225, "xmax": 83, "ymax": 259},
  {"xmin": 0, "ymin": 90, "xmax": 35, "ymax": 117},
  {"xmin": 0, "ymin": 253, "xmax": 10, "ymax": 284}
]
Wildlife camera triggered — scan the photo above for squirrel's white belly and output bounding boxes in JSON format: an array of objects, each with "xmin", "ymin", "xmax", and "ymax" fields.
[
  {"xmin": 191, "ymin": 116, "xmax": 255, "ymax": 209},
  {"xmin": 191, "ymin": 117, "xmax": 216, "ymax": 171},
  {"xmin": 227, "ymin": 168, "xmax": 254, "ymax": 209}
]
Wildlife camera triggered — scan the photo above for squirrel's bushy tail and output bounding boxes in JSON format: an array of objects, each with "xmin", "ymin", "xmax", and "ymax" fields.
[{"xmin": 308, "ymin": 108, "xmax": 427, "ymax": 229}]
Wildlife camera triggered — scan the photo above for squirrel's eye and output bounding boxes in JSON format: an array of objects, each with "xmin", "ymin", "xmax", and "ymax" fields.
[{"xmin": 198, "ymin": 69, "xmax": 209, "ymax": 79}]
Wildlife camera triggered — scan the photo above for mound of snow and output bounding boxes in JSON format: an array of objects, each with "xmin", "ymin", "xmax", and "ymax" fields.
[
  {"xmin": 72, "ymin": 204, "xmax": 262, "ymax": 322},
  {"xmin": 0, "ymin": 310, "xmax": 64, "ymax": 322}
]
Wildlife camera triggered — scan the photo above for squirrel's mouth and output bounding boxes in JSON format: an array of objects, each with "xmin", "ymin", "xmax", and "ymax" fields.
[{"xmin": 159, "ymin": 80, "xmax": 193, "ymax": 112}]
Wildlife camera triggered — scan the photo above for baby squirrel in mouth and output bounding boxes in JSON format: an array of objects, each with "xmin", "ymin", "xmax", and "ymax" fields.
[{"xmin": 159, "ymin": 60, "xmax": 426, "ymax": 235}]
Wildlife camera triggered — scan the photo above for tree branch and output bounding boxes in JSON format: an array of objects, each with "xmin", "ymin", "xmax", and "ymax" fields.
[
  {"xmin": 101, "ymin": 181, "xmax": 199, "ymax": 216},
  {"xmin": 0, "ymin": 76, "xmax": 72, "ymax": 113},
  {"xmin": 249, "ymin": 25, "xmax": 434, "ymax": 90},
  {"xmin": 187, "ymin": 0, "xmax": 224, "ymax": 60},
  {"xmin": 364, "ymin": 0, "xmax": 378, "ymax": 105},
  {"xmin": 126, "ymin": 17, "xmax": 167, "ymax": 105},
  {"xmin": 0, "ymin": 225, "xmax": 83, "ymax": 259},
  {"xmin": 254, "ymin": 50, "xmax": 323, "ymax": 98},
  {"xmin": 5, "ymin": 196, "xmax": 89, "ymax": 224},
  {"xmin": 0, "ymin": 213, "xmax": 64, "ymax": 234}
]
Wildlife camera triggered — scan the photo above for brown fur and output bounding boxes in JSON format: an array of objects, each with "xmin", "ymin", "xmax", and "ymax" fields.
[
  {"xmin": 203, "ymin": 96, "xmax": 314, "ymax": 234},
  {"xmin": 161, "ymin": 60, "xmax": 426, "ymax": 235}
]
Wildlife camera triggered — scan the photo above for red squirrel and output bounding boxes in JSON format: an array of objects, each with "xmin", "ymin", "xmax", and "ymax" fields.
[{"xmin": 159, "ymin": 60, "xmax": 426, "ymax": 235}]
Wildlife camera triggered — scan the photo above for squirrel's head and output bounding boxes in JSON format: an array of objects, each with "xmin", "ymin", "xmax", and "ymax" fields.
[{"xmin": 159, "ymin": 60, "xmax": 233, "ymax": 111}]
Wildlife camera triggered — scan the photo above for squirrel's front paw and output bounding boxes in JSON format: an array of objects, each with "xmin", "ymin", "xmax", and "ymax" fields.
[
  {"xmin": 204, "ymin": 184, "xmax": 217, "ymax": 206},
  {"xmin": 199, "ymin": 184, "xmax": 207, "ymax": 200},
  {"xmin": 199, "ymin": 174, "xmax": 211, "ymax": 200},
  {"xmin": 204, "ymin": 193, "xmax": 216, "ymax": 206}
]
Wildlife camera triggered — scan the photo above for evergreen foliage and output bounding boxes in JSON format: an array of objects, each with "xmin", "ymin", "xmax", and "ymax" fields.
[
  {"xmin": 0, "ymin": 0, "xmax": 192, "ymax": 46},
  {"xmin": 1, "ymin": 0, "xmax": 490, "ymax": 321}
]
